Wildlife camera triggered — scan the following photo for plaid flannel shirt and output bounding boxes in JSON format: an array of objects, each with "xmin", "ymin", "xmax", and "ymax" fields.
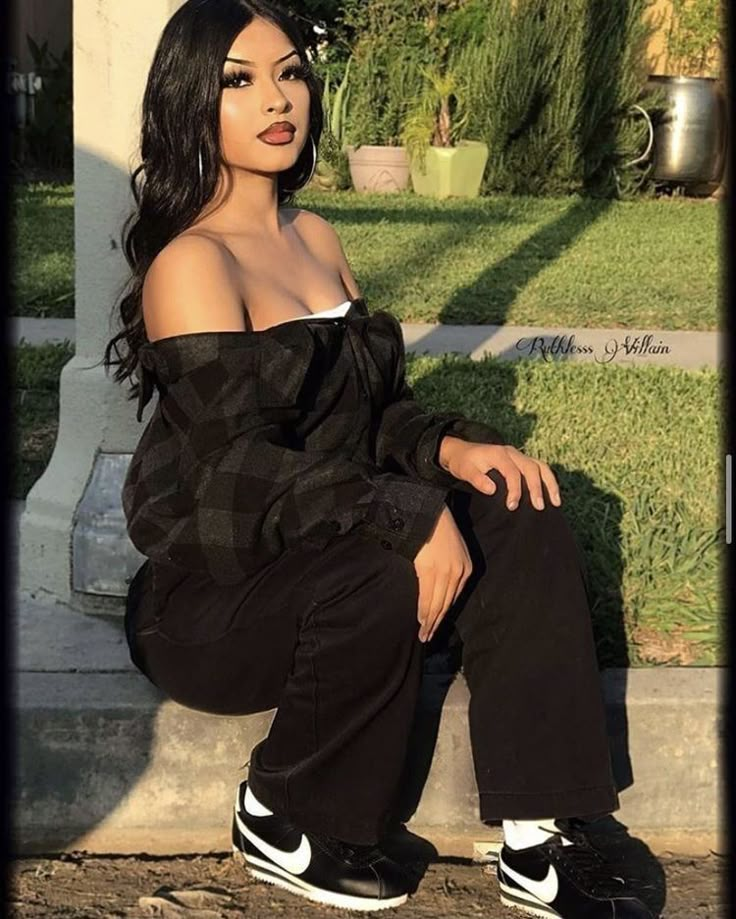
[{"xmin": 122, "ymin": 298, "xmax": 505, "ymax": 585}]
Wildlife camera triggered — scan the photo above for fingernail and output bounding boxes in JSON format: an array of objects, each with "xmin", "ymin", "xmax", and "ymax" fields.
[
  {"xmin": 508, "ymin": 500, "xmax": 518, "ymax": 510},
  {"xmin": 533, "ymin": 496, "xmax": 544, "ymax": 510}
]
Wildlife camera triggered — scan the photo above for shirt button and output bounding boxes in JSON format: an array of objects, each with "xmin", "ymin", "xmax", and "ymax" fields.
[
  {"xmin": 389, "ymin": 518, "xmax": 404, "ymax": 531},
  {"xmin": 380, "ymin": 539, "xmax": 393, "ymax": 550}
]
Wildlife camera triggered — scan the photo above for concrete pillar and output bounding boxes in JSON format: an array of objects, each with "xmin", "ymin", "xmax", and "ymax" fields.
[{"xmin": 18, "ymin": 1, "xmax": 183, "ymax": 611}]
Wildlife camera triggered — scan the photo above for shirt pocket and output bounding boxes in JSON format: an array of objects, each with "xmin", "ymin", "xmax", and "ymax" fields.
[{"xmin": 256, "ymin": 329, "xmax": 318, "ymax": 421}]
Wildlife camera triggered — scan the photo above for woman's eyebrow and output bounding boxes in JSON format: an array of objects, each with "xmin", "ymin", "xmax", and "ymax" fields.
[{"xmin": 225, "ymin": 49, "xmax": 299, "ymax": 65}]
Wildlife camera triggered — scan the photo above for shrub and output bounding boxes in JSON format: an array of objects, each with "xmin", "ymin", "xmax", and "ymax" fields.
[{"xmin": 449, "ymin": 0, "xmax": 660, "ymax": 197}]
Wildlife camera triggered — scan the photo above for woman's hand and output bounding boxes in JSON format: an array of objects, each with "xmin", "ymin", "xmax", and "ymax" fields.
[
  {"xmin": 413, "ymin": 505, "xmax": 472, "ymax": 643},
  {"xmin": 440, "ymin": 437, "xmax": 562, "ymax": 511}
]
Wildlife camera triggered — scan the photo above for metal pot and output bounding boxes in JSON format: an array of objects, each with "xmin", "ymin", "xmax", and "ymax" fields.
[{"xmin": 646, "ymin": 75, "xmax": 727, "ymax": 184}]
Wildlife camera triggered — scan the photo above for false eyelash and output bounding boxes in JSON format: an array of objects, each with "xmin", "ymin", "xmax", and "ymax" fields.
[{"xmin": 221, "ymin": 62, "xmax": 311, "ymax": 89}]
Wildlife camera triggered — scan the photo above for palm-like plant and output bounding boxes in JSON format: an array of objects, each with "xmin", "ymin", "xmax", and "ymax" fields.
[{"xmin": 400, "ymin": 62, "xmax": 470, "ymax": 174}]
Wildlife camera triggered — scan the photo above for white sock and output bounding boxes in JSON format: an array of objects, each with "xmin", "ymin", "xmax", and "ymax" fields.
[
  {"xmin": 244, "ymin": 782, "xmax": 274, "ymax": 817},
  {"xmin": 502, "ymin": 817, "xmax": 573, "ymax": 850}
]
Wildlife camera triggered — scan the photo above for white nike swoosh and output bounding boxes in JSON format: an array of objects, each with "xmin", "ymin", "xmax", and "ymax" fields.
[
  {"xmin": 235, "ymin": 809, "xmax": 312, "ymax": 875},
  {"xmin": 499, "ymin": 854, "xmax": 559, "ymax": 903}
]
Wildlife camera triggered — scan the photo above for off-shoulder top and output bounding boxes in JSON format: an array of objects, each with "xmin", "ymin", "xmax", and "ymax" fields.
[{"xmin": 123, "ymin": 296, "xmax": 505, "ymax": 586}]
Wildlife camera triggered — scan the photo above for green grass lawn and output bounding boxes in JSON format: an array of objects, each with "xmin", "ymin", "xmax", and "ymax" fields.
[
  {"xmin": 12, "ymin": 342, "xmax": 722, "ymax": 669},
  {"xmin": 11, "ymin": 182, "xmax": 75, "ymax": 318},
  {"xmin": 412, "ymin": 353, "xmax": 722, "ymax": 668},
  {"xmin": 12, "ymin": 342, "xmax": 73, "ymax": 499},
  {"xmin": 12, "ymin": 182, "xmax": 721, "ymax": 330}
]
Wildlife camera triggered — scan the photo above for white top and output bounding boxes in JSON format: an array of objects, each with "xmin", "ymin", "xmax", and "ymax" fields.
[{"xmin": 285, "ymin": 299, "xmax": 352, "ymax": 323}]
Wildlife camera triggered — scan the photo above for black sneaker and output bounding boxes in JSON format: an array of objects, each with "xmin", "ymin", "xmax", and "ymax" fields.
[
  {"xmin": 231, "ymin": 778, "xmax": 411, "ymax": 911},
  {"xmin": 496, "ymin": 821, "xmax": 656, "ymax": 918}
]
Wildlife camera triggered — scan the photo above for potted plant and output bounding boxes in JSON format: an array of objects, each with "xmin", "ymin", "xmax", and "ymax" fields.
[
  {"xmin": 400, "ymin": 62, "xmax": 488, "ymax": 199},
  {"xmin": 647, "ymin": 0, "xmax": 727, "ymax": 191},
  {"xmin": 340, "ymin": 0, "xmax": 431, "ymax": 193},
  {"xmin": 342, "ymin": 48, "xmax": 413, "ymax": 194}
]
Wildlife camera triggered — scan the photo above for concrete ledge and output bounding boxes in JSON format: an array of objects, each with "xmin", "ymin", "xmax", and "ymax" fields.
[
  {"xmin": 10, "ymin": 316, "xmax": 721, "ymax": 369},
  {"xmin": 403, "ymin": 323, "xmax": 721, "ymax": 370},
  {"xmin": 12, "ymin": 598, "xmax": 725, "ymax": 858}
]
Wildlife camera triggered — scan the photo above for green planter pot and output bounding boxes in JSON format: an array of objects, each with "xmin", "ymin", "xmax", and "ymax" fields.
[{"xmin": 409, "ymin": 139, "xmax": 488, "ymax": 199}]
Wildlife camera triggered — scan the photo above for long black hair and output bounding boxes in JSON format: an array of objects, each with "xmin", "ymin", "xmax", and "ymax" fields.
[{"xmin": 101, "ymin": 0, "xmax": 324, "ymax": 419}]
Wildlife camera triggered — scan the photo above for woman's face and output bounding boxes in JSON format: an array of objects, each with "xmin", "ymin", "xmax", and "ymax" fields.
[{"xmin": 219, "ymin": 17, "xmax": 311, "ymax": 178}]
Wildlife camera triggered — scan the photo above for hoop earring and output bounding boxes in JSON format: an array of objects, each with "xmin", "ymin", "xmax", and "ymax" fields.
[{"xmin": 283, "ymin": 133, "xmax": 317, "ymax": 193}]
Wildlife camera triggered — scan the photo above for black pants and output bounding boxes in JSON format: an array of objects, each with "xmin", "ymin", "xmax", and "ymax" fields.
[{"xmin": 125, "ymin": 470, "xmax": 619, "ymax": 845}]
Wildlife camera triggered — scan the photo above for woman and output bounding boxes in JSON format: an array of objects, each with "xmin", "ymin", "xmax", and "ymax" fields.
[{"xmin": 103, "ymin": 2, "xmax": 654, "ymax": 917}]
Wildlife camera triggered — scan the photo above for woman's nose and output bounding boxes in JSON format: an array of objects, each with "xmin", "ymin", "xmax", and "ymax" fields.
[{"xmin": 262, "ymin": 86, "xmax": 291, "ymax": 113}]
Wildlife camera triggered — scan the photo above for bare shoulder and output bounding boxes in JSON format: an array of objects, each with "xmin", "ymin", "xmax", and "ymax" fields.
[
  {"xmin": 289, "ymin": 208, "xmax": 340, "ymax": 248},
  {"xmin": 142, "ymin": 232, "xmax": 246, "ymax": 341},
  {"xmin": 288, "ymin": 208, "xmax": 362, "ymax": 299}
]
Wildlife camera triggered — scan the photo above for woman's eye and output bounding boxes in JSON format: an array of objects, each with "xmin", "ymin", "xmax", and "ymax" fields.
[
  {"xmin": 222, "ymin": 71, "xmax": 251, "ymax": 88},
  {"xmin": 222, "ymin": 65, "xmax": 306, "ymax": 89},
  {"xmin": 281, "ymin": 65, "xmax": 307, "ymax": 80}
]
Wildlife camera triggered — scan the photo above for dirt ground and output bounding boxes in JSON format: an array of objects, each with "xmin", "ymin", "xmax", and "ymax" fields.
[{"xmin": 8, "ymin": 830, "xmax": 728, "ymax": 919}]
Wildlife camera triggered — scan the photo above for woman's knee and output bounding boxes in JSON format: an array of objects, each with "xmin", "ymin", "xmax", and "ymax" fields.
[{"xmin": 455, "ymin": 468, "xmax": 575, "ymax": 534}]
